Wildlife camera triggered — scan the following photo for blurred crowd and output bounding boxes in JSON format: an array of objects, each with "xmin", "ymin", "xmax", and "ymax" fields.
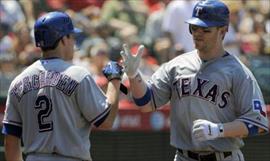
[{"xmin": 1, "ymin": 0, "xmax": 270, "ymax": 105}]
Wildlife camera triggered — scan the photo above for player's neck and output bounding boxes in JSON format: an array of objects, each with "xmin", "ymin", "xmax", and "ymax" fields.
[
  {"xmin": 42, "ymin": 47, "xmax": 63, "ymax": 59},
  {"xmin": 42, "ymin": 51, "xmax": 59, "ymax": 59},
  {"xmin": 198, "ymin": 47, "xmax": 225, "ymax": 61}
]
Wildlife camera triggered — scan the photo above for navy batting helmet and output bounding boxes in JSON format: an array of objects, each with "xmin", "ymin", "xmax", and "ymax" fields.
[
  {"xmin": 34, "ymin": 11, "xmax": 81, "ymax": 48},
  {"xmin": 185, "ymin": 0, "xmax": 230, "ymax": 27}
]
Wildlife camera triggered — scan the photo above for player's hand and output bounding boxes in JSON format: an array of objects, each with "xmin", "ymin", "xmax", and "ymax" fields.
[
  {"xmin": 120, "ymin": 44, "xmax": 144, "ymax": 78},
  {"xmin": 192, "ymin": 119, "xmax": 224, "ymax": 141},
  {"xmin": 102, "ymin": 61, "xmax": 123, "ymax": 81}
]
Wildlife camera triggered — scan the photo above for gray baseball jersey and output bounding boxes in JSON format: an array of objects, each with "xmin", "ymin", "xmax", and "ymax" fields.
[
  {"xmin": 2, "ymin": 58, "xmax": 110, "ymax": 161},
  {"xmin": 148, "ymin": 50, "xmax": 268, "ymax": 151}
]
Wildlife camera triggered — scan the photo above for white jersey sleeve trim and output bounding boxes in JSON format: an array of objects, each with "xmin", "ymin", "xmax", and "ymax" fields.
[
  {"xmin": 237, "ymin": 117, "xmax": 269, "ymax": 131},
  {"xmin": 90, "ymin": 104, "xmax": 111, "ymax": 127},
  {"xmin": 2, "ymin": 120, "xmax": 22, "ymax": 127}
]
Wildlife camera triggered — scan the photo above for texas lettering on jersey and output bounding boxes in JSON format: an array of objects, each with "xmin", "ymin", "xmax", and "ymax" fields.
[
  {"xmin": 174, "ymin": 77, "xmax": 230, "ymax": 108},
  {"xmin": 11, "ymin": 70, "xmax": 79, "ymax": 101}
]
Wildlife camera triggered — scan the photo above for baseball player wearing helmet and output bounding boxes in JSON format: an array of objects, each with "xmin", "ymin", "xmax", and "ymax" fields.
[
  {"xmin": 120, "ymin": 0, "xmax": 269, "ymax": 161},
  {"xmin": 2, "ymin": 11, "xmax": 123, "ymax": 161}
]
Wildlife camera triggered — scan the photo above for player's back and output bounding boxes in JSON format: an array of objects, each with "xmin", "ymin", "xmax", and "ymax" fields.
[{"xmin": 8, "ymin": 58, "xmax": 93, "ymax": 159}]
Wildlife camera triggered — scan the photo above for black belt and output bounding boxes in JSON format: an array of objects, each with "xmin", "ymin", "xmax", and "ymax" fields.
[{"xmin": 177, "ymin": 149, "xmax": 232, "ymax": 161}]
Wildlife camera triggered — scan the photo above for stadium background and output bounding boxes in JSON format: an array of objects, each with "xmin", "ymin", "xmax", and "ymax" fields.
[{"xmin": 0, "ymin": 0, "xmax": 270, "ymax": 161}]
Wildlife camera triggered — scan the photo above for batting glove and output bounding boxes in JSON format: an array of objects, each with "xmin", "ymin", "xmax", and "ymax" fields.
[
  {"xmin": 102, "ymin": 61, "xmax": 123, "ymax": 81},
  {"xmin": 192, "ymin": 119, "xmax": 224, "ymax": 141},
  {"xmin": 120, "ymin": 44, "xmax": 144, "ymax": 78}
]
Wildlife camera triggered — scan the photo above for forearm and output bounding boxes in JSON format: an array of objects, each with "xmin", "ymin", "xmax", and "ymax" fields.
[
  {"xmin": 193, "ymin": 119, "xmax": 267, "ymax": 141},
  {"xmin": 223, "ymin": 120, "xmax": 267, "ymax": 138},
  {"xmin": 223, "ymin": 120, "xmax": 248, "ymax": 138},
  {"xmin": 99, "ymin": 80, "xmax": 120, "ymax": 129},
  {"xmin": 129, "ymin": 72, "xmax": 148, "ymax": 98},
  {"xmin": 106, "ymin": 80, "xmax": 121, "ymax": 105},
  {"xmin": 4, "ymin": 135, "xmax": 22, "ymax": 161},
  {"xmin": 129, "ymin": 73, "xmax": 153, "ymax": 112}
]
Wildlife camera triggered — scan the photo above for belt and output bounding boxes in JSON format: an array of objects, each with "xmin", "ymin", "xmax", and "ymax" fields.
[{"xmin": 177, "ymin": 149, "xmax": 232, "ymax": 161}]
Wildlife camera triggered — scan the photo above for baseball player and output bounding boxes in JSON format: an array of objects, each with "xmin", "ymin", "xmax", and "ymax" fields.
[
  {"xmin": 2, "ymin": 11, "xmax": 123, "ymax": 161},
  {"xmin": 120, "ymin": 0, "xmax": 269, "ymax": 161}
]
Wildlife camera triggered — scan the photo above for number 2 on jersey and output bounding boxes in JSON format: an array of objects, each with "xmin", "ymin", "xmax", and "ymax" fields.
[{"xmin": 34, "ymin": 95, "xmax": 53, "ymax": 132}]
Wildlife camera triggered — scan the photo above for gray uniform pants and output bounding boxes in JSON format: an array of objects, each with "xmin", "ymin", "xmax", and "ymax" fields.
[
  {"xmin": 26, "ymin": 153, "xmax": 91, "ymax": 161},
  {"xmin": 174, "ymin": 149, "xmax": 245, "ymax": 161}
]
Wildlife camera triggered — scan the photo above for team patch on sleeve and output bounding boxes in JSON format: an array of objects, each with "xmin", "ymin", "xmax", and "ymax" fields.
[{"xmin": 253, "ymin": 99, "xmax": 266, "ymax": 117}]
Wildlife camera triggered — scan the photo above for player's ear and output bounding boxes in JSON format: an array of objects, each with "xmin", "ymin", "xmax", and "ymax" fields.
[
  {"xmin": 220, "ymin": 26, "xmax": 228, "ymax": 34},
  {"xmin": 60, "ymin": 35, "xmax": 68, "ymax": 45},
  {"xmin": 219, "ymin": 26, "xmax": 228, "ymax": 40}
]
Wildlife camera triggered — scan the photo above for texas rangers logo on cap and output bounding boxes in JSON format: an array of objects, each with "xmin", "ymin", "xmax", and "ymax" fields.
[{"xmin": 195, "ymin": 6, "xmax": 203, "ymax": 17}]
